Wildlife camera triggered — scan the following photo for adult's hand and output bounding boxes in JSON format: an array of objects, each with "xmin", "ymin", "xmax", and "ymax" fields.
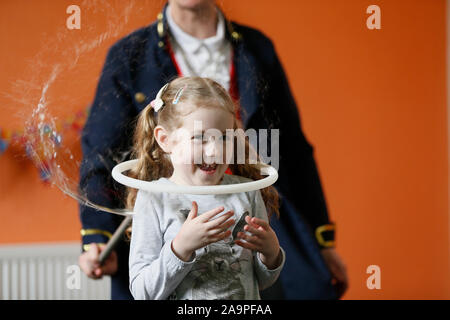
[
  {"xmin": 78, "ymin": 243, "xmax": 118, "ymax": 279},
  {"xmin": 320, "ymin": 247, "xmax": 349, "ymax": 298}
]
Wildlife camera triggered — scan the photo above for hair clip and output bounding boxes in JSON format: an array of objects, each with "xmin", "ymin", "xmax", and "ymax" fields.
[
  {"xmin": 150, "ymin": 83, "xmax": 169, "ymax": 112},
  {"xmin": 172, "ymin": 84, "xmax": 186, "ymax": 105}
]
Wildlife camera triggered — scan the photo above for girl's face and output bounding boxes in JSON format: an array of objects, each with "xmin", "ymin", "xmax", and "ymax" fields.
[{"xmin": 156, "ymin": 106, "xmax": 234, "ymax": 186}]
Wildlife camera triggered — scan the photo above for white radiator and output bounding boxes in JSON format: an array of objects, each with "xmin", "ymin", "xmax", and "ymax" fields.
[{"xmin": 0, "ymin": 242, "xmax": 110, "ymax": 300}]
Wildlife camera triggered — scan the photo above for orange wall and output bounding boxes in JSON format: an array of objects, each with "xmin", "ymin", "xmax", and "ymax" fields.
[{"xmin": 0, "ymin": 0, "xmax": 448, "ymax": 299}]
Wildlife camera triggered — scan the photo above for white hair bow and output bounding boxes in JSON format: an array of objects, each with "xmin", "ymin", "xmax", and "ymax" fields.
[{"xmin": 150, "ymin": 83, "xmax": 169, "ymax": 112}]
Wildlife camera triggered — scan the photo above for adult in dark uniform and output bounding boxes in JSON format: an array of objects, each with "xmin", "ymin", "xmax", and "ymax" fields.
[{"xmin": 78, "ymin": 0, "xmax": 348, "ymax": 300}]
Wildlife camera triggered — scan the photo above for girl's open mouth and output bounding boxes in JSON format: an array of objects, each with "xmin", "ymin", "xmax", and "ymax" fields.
[{"xmin": 197, "ymin": 163, "xmax": 218, "ymax": 175}]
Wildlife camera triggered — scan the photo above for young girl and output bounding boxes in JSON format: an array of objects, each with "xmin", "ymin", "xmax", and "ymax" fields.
[{"xmin": 127, "ymin": 77, "xmax": 285, "ymax": 300}]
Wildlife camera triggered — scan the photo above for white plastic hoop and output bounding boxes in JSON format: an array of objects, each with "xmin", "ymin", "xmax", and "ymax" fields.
[{"xmin": 111, "ymin": 159, "xmax": 278, "ymax": 195}]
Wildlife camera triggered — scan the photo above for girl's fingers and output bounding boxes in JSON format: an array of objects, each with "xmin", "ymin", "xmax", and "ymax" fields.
[
  {"xmin": 246, "ymin": 216, "xmax": 269, "ymax": 231},
  {"xmin": 234, "ymin": 239, "xmax": 258, "ymax": 251},
  {"xmin": 236, "ymin": 231, "xmax": 262, "ymax": 246},
  {"xmin": 205, "ymin": 211, "xmax": 234, "ymax": 229},
  {"xmin": 243, "ymin": 224, "xmax": 264, "ymax": 237},
  {"xmin": 187, "ymin": 201, "xmax": 198, "ymax": 220},
  {"xmin": 207, "ymin": 218, "xmax": 235, "ymax": 235},
  {"xmin": 198, "ymin": 206, "xmax": 225, "ymax": 222},
  {"xmin": 210, "ymin": 230, "xmax": 231, "ymax": 243}
]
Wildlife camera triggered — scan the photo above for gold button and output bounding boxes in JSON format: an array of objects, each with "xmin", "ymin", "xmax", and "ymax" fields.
[
  {"xmin": 134, "ymin": 92, "xmax": 146, "ymax": 104},
  {"xmin": 158, "ymin": 41, "xmax": 165, "ymax": 48}
]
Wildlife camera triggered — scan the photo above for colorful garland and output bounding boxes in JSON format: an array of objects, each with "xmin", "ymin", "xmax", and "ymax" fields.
[{"xmin": 1, "ymin": 107, "xmax": 90, "ymax": 182}]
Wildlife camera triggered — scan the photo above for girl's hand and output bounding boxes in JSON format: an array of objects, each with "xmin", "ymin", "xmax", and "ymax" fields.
[
  {"xmin": 172, "ymin": 201, "xmax": 235, "ymax": 262},
  {"xmin": 234, "ymin": 216, "xmax": 282, "ymax": 270}
]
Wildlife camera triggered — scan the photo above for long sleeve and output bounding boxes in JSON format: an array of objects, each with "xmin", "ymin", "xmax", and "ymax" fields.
[
  {"xmin": 251, "ymin": 190, "xmax": 285, "ymax": 291},
  {"xmin": 128, "ymin": 191, "xmax": 197, "ymax": 300},
  {"xmin": 267, "ymin": 43, "xmax": 331, "ymax": 233},
  {"xmin": 78, "ymin": 43, "xmax": 137, "ymax": 249}
]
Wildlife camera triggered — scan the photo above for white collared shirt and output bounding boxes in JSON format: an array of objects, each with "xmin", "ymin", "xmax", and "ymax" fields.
[{"xmin": 166, "ymin": 5, "xmax": 232, "ymax": 90}]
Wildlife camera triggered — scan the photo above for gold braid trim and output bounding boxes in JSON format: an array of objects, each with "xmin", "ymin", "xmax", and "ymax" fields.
[
  {"xmin": 80, "ymin": 229, "xmax": 113, "ymax": 239},
  {"xmin": 315, "ymin": 224, "xmax": 336, "ymax": 248}
]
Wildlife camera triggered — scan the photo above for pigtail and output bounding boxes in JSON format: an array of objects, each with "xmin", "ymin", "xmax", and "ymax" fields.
[{"xmin": 125, "ymin": 103, "xmax": 173, "ymax": 210}]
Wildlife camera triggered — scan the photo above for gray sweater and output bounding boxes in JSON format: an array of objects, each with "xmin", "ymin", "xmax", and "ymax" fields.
[{"xmin": 129, "ymin": 174, "xmax": 285, "ymax": 300}]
